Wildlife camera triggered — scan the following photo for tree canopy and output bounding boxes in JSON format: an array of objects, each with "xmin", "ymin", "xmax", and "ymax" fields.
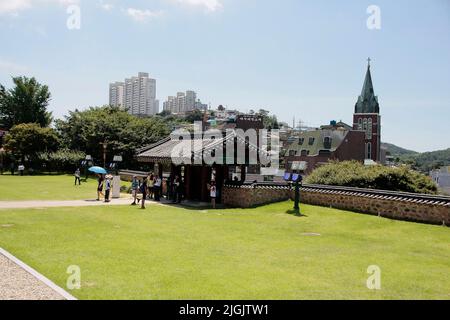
[
  {"xmin": 0, "ymin": 77, "xmax": 52, "ymax": 129},
  {"xmin": 55, "ymin": 106, "xmax": 170, "ymax": 168},
  {"xmin": 3, "ymin": 123, "xmax": 59, "ymax": 162}
]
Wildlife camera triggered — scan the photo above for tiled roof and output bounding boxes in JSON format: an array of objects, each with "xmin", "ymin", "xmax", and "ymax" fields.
[
  {"xmin": 137, "ymin": 130, "xmax": 268, "ymax": 163},
  {"xmin": 285, "ymin": 128, "xmax": 349, "ymax": 156}
]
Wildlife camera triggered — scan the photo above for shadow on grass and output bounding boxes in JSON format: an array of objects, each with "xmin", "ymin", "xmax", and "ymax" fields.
[{"xmin": 285, "ymin": 209, "xmax": 308, "ymax": 217}]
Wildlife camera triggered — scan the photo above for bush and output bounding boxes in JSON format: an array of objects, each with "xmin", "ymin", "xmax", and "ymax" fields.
[
  {"xmin": 36, "ymin": 149, "xmax": 85, "ymax": 173},
  {"xmin": 305, "ymin": 161, "xmax": 437, "ymax": 194}
]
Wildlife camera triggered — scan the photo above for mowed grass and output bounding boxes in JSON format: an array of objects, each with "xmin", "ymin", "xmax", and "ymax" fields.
[
  {"xmin": 0, "ymin": 174, "xmax": 101, "ymax": 201},
  {"xmin": 0, "ymin": 201, "xmax": 449, "ymax": 300}
]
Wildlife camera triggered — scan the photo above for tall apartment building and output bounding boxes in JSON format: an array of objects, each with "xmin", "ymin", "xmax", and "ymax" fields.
[
  {"xmin": 163, "ymin": 90, "xmax": 207, "ymax": 114},
  {"xmin": 109, "ymin": 72, "xmax": 159, "ymax": 116},
  {"xmin": 109, "ymin": 82, "xmax": 124, "ymax": 108}
]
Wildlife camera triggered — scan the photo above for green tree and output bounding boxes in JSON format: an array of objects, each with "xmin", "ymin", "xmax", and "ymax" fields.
[
  {"xmin": 3, "ymin": 123, "xmax": 59, "ymax": 162},
  {"xmin": 305, "ymin": 160, "xmax": 437, "ymax": 194},
  {"xmin": 184, "ymin": 109, "xmax": 204, "ymax": 123},
  {"xmin": 0, "ymin": 77, "xmax": 52, "ymax": 129},
  {"xmin": 256, "ymin": 109, "xmax": 279, "ymax": 129},
  {"xmin": 55, "ymin": 106, "xmax": 170, "ymax": 168}
]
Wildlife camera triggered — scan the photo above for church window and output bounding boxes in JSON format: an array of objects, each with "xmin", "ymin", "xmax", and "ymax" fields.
[
  {"xmin": 367, "ymin": 118, "xmax": 373, "ymax": 139},
  {"xmin": 308, "ymin": 137, "xmax": 315, "ymax": 145},
  {"xmin": 324, "ymin": 137, "xmax": 332, "ymax": 149},
  {"xmin": 366, "ymin": 142, "xmax": 372, "ymax": 159}
]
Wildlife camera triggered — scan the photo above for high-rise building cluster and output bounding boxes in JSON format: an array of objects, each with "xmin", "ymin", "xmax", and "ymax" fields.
[
  {"xmin": 163, "ymin": 91, "xmax": 208, "ymax": 114},
  {"xmin": 109, "ymin": 72, "xmax": 159, "ymax": 116}
]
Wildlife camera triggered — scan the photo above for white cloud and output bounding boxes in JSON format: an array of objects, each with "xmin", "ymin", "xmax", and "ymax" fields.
[
  {"xmin": 126, "ymin": 8, "xmax": 164, "ymax": 22},
  {"xmin": 0, "ymin": 59, "xmax": 29, "ymax": 73},
  {"xmin": 0, "ymin": 0, "xmax": 79, "ymax": 15},
  {"xmin": 175, "ymin": 0, "xmax": 223, "ymax": 12},
  {"xmin": 98, "ymin": 0, "xmax": 113, "ymax": 11}
]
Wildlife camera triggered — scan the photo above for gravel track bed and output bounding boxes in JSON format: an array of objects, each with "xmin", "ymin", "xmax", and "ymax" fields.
[{"xmin": 0, "ymin": 253, "xmax": 64, "ymax": 300}]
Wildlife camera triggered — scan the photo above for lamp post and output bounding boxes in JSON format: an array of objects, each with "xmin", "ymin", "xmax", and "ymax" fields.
[
  {"xmin": 112, "ymin": 155, "xmax": 123, "ymax": 176},
  {"xmin": 84, "ymin": 155, "xmax": 93, "ymax": 181}
]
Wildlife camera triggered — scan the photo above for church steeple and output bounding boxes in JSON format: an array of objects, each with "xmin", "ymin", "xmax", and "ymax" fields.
[
  {"xmin": 353, "ymin": 58, "xmax": 382, "ymax": 162},
  {"xmin": 355, "ymin": 58, "xmax": 380, "ymax": 114}
]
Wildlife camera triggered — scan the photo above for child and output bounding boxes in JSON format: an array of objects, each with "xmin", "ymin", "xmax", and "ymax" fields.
[{"xmin": 104, "ymin": 176, "xmax": 112, "ymax": 203}]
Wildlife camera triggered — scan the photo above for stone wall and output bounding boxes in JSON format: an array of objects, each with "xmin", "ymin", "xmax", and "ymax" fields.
[
  {"xmin": 222, "ymin": 184, "xmax": 291, "ymax": 208},
  {"xmin": 299, "ymin": 189, "xmax": 450, "ymax": 226},
  {"xmin": 222, "ymin": 183, "xmax": 450, "ymax": 226}
]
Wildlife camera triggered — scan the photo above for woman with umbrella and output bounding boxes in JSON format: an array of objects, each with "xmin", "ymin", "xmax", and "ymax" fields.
[{"xmin": 89, "ymin": 166, "xmax": 107, "ymax": 201}]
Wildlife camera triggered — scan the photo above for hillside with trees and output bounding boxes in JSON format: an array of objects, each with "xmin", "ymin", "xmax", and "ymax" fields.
[{"xmin": 381, "ymin": 142, "xmax": 418, "ymax": 157}]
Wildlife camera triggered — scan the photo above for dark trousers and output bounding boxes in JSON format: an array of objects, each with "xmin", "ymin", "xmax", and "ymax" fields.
[
  {"xmin": 154, "ymin": 187, "xmax": 160, "ymax": 201},
  {"xmin": 105, "ymin": 189, "xmax": 110, "ymax": 202},
  {"xmin": 75, "ymin": 177, "xmax": 81, "ymax": 185}
]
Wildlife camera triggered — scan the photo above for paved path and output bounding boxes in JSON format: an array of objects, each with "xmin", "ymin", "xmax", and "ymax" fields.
[{"xmin": 0, "ymin": 198, "xmax": 136, "ymax": 210}]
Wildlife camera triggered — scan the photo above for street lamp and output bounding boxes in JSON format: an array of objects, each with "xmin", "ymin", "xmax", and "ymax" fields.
[
  {"xmin": 84, "ymin": 155, "xmax": 93, "ymax": 181},
  {"xmin": 111, "ymin": 155, "xmax": 123, "ymax": 176}
]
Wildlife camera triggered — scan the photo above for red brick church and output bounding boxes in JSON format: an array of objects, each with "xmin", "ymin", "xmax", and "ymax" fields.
[{"xmin": 285, "ymin": 59, "xmax": 382, "ymax": 174}]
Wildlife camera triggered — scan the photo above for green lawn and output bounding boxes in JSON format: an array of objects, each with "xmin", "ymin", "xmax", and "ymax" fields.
[
  {"xmin": 0, "ymin": 174, "xmax": 103, "ymax": 201},
  {"xmin": 0, "ymin": 201, "xmax": 449, "ymax": 300}
]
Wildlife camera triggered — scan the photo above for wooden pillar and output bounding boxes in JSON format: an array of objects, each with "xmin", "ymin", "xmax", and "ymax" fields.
[
  {"xmin": 240, "ymin": 164, "xmax": 246, "ymax": 182},
  {"xmin": 185, "ymin": 165, "xmax": 191, "ymax": 200}
]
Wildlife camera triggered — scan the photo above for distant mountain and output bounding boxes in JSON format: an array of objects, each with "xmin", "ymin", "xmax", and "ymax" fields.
[
  {"xmin": 381, "ymin": 142, "xmax": 418, "ymax": 157},
  {"xmin": 404, "ymin": 148, "xmax": 450, "ymax": 173}
]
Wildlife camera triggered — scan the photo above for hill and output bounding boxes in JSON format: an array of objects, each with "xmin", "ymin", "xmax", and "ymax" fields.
[
  {"xmin": 381, "ymin": 142, "xmax": 418, "ymax": 157},
  {"xmin": 402, "ymin": 148, "xmax": 450, "ymax": 173}
]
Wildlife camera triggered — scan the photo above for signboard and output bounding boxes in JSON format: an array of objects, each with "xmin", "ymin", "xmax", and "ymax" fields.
[{"xmin": 291, "ymin": 161, "xmax": 308, "ymax": 171}]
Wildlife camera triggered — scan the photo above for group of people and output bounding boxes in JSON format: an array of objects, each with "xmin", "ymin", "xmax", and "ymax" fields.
[
  {"xmin": 96, "ymin": 174, "xmax": 113, "ymax": 203},
  {"xmin": 130, "ymin": 173, "xmax": 163, "ymax": 209}
]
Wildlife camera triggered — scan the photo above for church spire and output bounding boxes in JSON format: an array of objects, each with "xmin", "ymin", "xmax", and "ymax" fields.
[{"xmin": 355, "ymin": 58, "xmax": 379, "ymax": 114}]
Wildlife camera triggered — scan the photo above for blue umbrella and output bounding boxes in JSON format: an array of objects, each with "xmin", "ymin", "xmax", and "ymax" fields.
[{"xmin": 88, "ymin": 166, "xmax": 107, "ymax": 174}]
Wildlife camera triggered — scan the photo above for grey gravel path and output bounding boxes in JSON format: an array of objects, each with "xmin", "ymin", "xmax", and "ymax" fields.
[{"xmin": 0, "ymin": 253, "xmax": 65, "ymax": 300}]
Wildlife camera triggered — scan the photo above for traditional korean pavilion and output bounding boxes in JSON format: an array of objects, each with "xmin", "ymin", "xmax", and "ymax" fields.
[{"xmin": 136, "ymin": 115, "xmax": 268, "ymax": 203}]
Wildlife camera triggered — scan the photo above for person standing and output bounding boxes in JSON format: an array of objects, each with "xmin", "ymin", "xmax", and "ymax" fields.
[
  {"xmin": 131, "ymin": 176, "xmax": 140, "ymax": 205},
  {"xmin": 74, "ymin": 168, "xmax": 81, "ymax": 186},
  {"xmin": 97, "ymin": 174, "xmax": 105, "ymax": 201},
  {"xmin": 173, "ymin": 175, "xmax": 182, "ymax": 203},
  {"xmin": 18, "ymin": 163, "xmax": 25, "ymax": 176},
  {"xmin": 140, "ymin": 177, "xmax": 148, "ymax": 209},
  {"xmin": 210, "ymin": 182, "xmax": 217, "ymax": 209},
  {"xmin": 148, "ymin": 173, "xmax": 154, "ymax": 200},
  {"xmin": 104, "ymin": 175, "xmax": 112, "ymax": 203},
  {"xmin": 154, "ymin": 176, "xmax": 162, "ymax": 201}
]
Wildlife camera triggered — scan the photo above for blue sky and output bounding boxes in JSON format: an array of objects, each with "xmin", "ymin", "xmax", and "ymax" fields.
[{"xmin": 0, "ymin": 0, "xmax": 449, "ymax": 152}]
